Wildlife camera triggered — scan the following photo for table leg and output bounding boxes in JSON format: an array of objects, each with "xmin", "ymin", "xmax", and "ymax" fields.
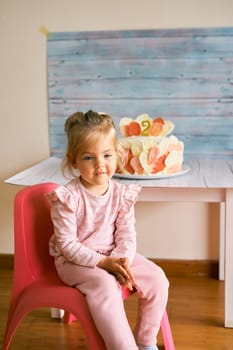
[
  {"xmin": 51, "ymin": 308, "xmax": 64, "ymax": 318},
  {"xmin": 219, "ymin": 203, "xmax": 225, "ymax": 281},
  {"xmin": 224, "ymin": 188, "xmax": 233, "ymax": 328}
]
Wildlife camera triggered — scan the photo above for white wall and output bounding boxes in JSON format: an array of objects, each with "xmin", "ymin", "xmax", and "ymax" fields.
[{"xmin": 1, "ymin": 0, "xmax": 232, "ymax": 258}]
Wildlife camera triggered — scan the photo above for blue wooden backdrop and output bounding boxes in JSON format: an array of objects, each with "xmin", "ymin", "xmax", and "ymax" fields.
[{"xmin": 47, "ymin": 27, "xmax": 233, "ymax": 160}]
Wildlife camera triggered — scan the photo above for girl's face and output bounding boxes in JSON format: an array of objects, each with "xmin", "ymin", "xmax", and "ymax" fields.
[{"xmin": 73, "ymin": 133, "xmax": 117, "ymax": 195}]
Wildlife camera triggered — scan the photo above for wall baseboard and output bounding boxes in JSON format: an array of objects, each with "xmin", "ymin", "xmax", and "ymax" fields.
[
  {"xmin": 1, "ymin": 254, "xmax": 14, "ymax": 269},
  {"xmin": 153, "ymin": 258, "xmax": 219, "ymax": 279},
  {"xmin": 1, "ymin": 254, "xmax": 218, "ymax": 278}
]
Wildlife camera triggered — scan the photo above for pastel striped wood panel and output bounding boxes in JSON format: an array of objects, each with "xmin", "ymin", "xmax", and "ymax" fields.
[{"xmin": 47, "ymin": 27, "xmax": 233, "ymax": 159}]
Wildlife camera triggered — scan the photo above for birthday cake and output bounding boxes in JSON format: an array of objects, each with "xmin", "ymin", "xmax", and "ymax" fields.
[{"xmin": 116, "ymin": 113, "xmax": 184, "ymax": 176}]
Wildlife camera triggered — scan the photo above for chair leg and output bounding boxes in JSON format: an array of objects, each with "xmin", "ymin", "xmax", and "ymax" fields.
[{"xmin": 160, "ymin": 310, "xmax": 176, "ymax": 350}]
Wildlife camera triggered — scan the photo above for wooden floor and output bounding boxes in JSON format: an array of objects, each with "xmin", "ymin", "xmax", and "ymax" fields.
[{"xmin": 1, "ymin": 268, "xmax": 233, "ymax": 350}]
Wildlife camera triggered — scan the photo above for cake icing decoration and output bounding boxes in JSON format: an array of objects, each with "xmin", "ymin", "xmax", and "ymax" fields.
[
  {"xmin": 119, "ymin": 113, "xmax": 175, "ymax": 137},
  {"xmin": 117, "ymin": 114, "xmax": 184, "ymax": 176}
]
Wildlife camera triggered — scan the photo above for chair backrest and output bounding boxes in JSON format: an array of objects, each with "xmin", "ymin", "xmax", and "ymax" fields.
[{"xmin": 13, "ymin": 183, "xmax": 59, "ymax": 287}]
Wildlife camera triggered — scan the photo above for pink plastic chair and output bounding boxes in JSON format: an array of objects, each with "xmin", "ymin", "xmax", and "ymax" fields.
[{"xmin": 2, "ymin": 182, "xmax": 175, "ymax": 350}]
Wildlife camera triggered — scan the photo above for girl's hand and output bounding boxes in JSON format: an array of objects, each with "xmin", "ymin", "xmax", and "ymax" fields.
[
  {"xmin": 116, "ymin": 257, "xmax": 135, "ymax": 290},
  {"xmin": 97, "ymin": 256, "xmax": 135, "ymax": 290}
]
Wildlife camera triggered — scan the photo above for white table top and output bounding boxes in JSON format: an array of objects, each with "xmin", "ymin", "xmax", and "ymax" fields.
[
  {"xmin": 116, "ymin": 159, "xmax": 233, "ymax": 188},
  {"xmin": 4, "ymin": 157, "xmax": 233, "ymax": 189}
]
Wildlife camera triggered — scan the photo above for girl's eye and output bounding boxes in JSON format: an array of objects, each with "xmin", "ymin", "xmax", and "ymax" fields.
[
  {"xmin": 104, "ymin": 154, "xmax": 112, "ymax": 158},
  {"xmin": 83, "ymin": 156, "xmax": 93, "ymax": 160}
]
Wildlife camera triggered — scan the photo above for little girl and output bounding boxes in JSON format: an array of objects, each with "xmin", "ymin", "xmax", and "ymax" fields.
[{"xmin": 48, "ymin": 110, "xmax": 169, "ymax": 350}]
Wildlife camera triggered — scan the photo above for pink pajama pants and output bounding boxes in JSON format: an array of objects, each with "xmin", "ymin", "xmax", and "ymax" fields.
[{"xmin": 55, "ymin": 253, "xmax": 169, "ymax": 350}]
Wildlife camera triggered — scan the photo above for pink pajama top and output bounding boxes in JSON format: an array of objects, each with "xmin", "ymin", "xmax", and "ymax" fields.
[{"xmin": 48, "ymin": 178, "xmax": 141, "ymax": 268}]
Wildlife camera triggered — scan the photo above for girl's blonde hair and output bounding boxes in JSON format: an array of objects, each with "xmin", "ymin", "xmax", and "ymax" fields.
[{"xmin": 62, "ymin": 110, "xmax": 120, "ymax": 177}]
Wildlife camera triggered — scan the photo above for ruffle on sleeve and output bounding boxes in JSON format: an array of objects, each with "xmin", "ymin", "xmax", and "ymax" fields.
[
  {"xmin": 46, "ymin": 186, "xmax": 77, "ymax": 212},
  {"xmin": 121, "ymin": 184, "xmax": 141, "ymax": 212}
]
